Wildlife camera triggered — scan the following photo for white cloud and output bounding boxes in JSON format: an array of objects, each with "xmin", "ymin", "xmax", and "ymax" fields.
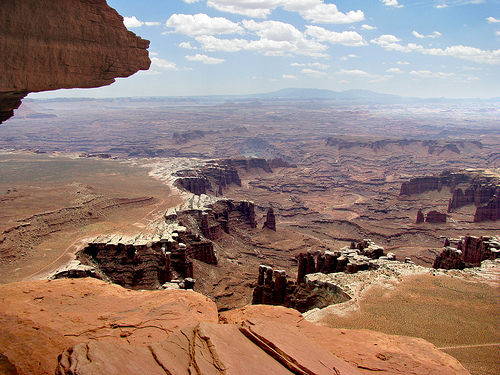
[
  {"xmin": 123, "ymin": 16, "xmax": 160, "ymax": 28},
  {"xmin": 381, "ymin": 0, "xmax": 403, "ymax": 8},
  {"xmin": 371, "ymin": 34, "xmax": 401, "ymax": 44},
  {"xmin": 372, "ymin": 35, "xmax": 500, "ymax": 64},
  {"xmin": 486, "ymin": 16, "xmax": 500, "ymax": 23},
  {"xmin": 397, "ymin": 61, "xmax": 410, "ymax": 65},
  {"xmin": 339, "ymin": 69, "xmax": 372, "ymax": 77},
  {"xmin": 282, "ymin": 74, "xmax": 298, "ymax": 79},
  {"xmin": 151, "ymin": 57, "xmax": 181, "ymax": 71},
  {"xmin": 386, "ymin": 67, "xmax": 403, "ymax": 73},
  {"xmin": 413, "ymin": 31, "xmax": 442, "ymax": 38},
  {"xmin": 185, "ymin": 54, "xmax": 226, "ymax": 64},
  {"xmin": 196, "ymin": 33, "xmax": 328, "ymax": 57},
  {"xmin": 336, "ymin": 69, "xmax": 392, "ymax": 82},
  {"xmin": 166, "ymin": 13, "xmax": 244, "ymax": 36},
  {"xmin": 462, "ymin": 66, "xmax": 482, "ymax": 70},
  {"xmin": 299, "ymin": 3, "xmax": 365, "ymax": 24},
  {"xmin": 196, "ymin": 1, "xmax": 364, "ymax": 24},
  {"xmin": 179, "ymin": 42, "xmax": 196, "ymax": 49},
  {"xmin": 496, "ymin": 31, "xmax": 500, "ymax": 36},
  {"xmin": 204, "ymin": 0, "xmax": 282, "ymax": 18},
  {"xmin": 410, "ymin": 70, "xmax": 456, "ymax": 79},
  {"xmin": 242, "ymin": 20, "xmax": 304, "ymax": 41},
  {"xmin": 361, "ymin": 24, "xmax": 377, "ymax": 30},
  {"xmin": 195, "ymin": 35, "xmax": 249, "ymax": 52},
  {"xmin": 340, "ymin": 54, "xmax": 358, "ymax": 61},
  {"xmin": 306, "ymin": 26, "xmax": 367, "ymax": 46},
  {"xmin": 301, "ymin": 68, "xmax": 327, "ymax": 77},
  {"xmin": 291, "ymin": 62, "xmax": 329, "ymax": 69},
  {"xmin": 435, "ymin": 4, "xmax": 448, "ymax": 8},
  {"xmin": 124, "ymin": 16, "xmax": 144, "ymax": 28}
]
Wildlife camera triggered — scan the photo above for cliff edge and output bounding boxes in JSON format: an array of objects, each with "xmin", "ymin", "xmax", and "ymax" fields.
[{"xmin": 0, "ymin": 0, "xmax": 151, "ymax": 123}]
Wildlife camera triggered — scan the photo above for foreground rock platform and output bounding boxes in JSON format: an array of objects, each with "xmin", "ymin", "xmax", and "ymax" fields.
[{"xmin": 0, "ymin": 278, "xmax": 470, "ymax": 375}]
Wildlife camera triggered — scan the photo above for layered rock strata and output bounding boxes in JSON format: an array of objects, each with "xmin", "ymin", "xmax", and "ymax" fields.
[
  {"xmin": 252, "ymin": 265, "xmax": 351, "ymax": 313},
  {"xmin": 0, "ymin": 0, "xmax": 150, "ymax": 124},
  {"xmin": 433, "ymin": 235, "xmax": 500, "ymax": 269},
  {"xmin": 425, "ymin": 210, "xmax": 447, "ymax": 223},
  {"xmin": 262, "ymin": 207, "xmax": 276, "ymax": 231},
  {"xmin": 400, "ymin": 169, "xmax": 500, "ymax": 222},
  {"xmin": 297, "ymin": 239, "xmax": 386, "ymax": 283},
  {"xmin": 75, "ymin": 222, "xmax": 217, "ymax": 290}
]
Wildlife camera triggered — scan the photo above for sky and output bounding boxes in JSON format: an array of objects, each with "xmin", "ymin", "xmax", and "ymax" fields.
[{"xmin": 31, "ymin": 0, "xmax": 500, "ymax": 99}]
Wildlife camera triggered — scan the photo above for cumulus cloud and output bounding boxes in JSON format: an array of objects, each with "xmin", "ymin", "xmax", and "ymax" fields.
[
  {"xmin": 195, "ymin": 35, "xmax": 249, "ymax": 52},
  {"xmin": 413, "ymin": 31, "xmax": 442, "ymax": 38},
  {"xmin": 361, "ymin": 24, "xmax": 377, "ymax": 30},
  {"xmin": 192, "ymin": 0, "xmax": 364, "ymax": 24},
  {"xmin": 386, "ymin": 67, "xmax": 403, "ymax": 73},
  {"xmin": 372, "ymin": 34, "xmax": 500, "ymax": 64},
  {"xmin": 435, "ymin": 4, "xmax": 449, "ymax": 8},
  {"xmin": 336, "ymin": 69, "xmax": 392, "ymax": 83},
  {"xmin": 301, "ymin": 68, "xmax": 327, "ymax": 77},
  {"xmin": 487, "ymin": 16, "xmax": 500, "ymax": 23},
  {"xmin": 380, "ymin": 0, "xmax": 403, "ymax": 7},
  {"xmin": 179, "ymin": 42, "xmax": 196, "ymax": 49},
  {"xmin": 166, "ymin": 13, "xmax": 244, "ymax": 36},
  {"xmin": 291, "ymin": 62, "xmax": 329, "ymax": 70},
  {"xmin": 195, "ymin": 33, "xmax": 328, "ymax": 57},
  {"xmin": 242, "ymin": 20, "xmax": 304, "ymax": 41},
  {"xmin": 306, "ymin": 26, "xmax": 367, "ymax": 46},
  {"xmin": 397, "ymin": 61, "xmax": 410, "ymax": 65},
  {"xmin": 185, "ymin": 54, "xmax": 226, "ymax": 64},
  {"xmin": 282, "ymin": 74, "xmax": 298, "ymax": 79},
  {"xmin": 338, "ymin": 69, "xmax": 373, "ymax": 77},
  {"xmin": 124, "ymin": 16, "xmax": 160, "ymax": 28},
  {"xmin": 299, "ymin": 3, "xmax": 365, "ymax": 24},
  {"xmin": 371, "ymin": 34, "xmax": 401, "ymax": 44},
  {"xmin": 410, "ymin": 70, "xmax": 456, "ymax": 78},
  {"xmin": 496, "ymin": 31, "xmax": 500, "ymax": 36},
  {"xmin": 151, "ymin": 57, "xmax": 181, "ymax": 71}
]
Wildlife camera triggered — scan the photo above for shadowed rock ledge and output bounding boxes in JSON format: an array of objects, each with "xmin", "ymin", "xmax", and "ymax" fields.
[{"xmin": 0, "ymin": 0, "xmax": 151, "ymax": 124}]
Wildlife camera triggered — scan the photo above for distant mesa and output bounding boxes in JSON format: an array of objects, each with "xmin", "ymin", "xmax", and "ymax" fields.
[
  {"xmin": 400, "ymin": 169, "xmax": 500, "ymax": 222},
  {"xmin": 0, "ymin": 0, "xmax": 151, "ymax": 124}
]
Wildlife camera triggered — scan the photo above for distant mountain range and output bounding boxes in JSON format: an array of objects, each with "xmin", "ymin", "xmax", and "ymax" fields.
[{"xmin": 31, "ymin": 88, "xmax": 500, "ymax": 104}]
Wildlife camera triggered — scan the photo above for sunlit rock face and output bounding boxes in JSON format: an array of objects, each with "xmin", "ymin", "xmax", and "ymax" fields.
[{"xmin": 0, "ymin": 0, "xmax": 151, "ymax": 123}]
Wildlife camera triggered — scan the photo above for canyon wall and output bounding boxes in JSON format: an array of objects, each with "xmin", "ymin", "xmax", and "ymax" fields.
[
  {"xmin": 433, "ymin": 235, "xmax": 500, "ymax": 269},
  {"xmin": 0, "ymin": 0, "xmax": 151, "ymax": 123},
  {"xmin": 400, "ymin": 169, "xmax": 500, "ymax": 222}
]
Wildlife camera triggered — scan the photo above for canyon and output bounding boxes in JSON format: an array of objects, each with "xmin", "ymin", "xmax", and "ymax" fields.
[{"xmin": 0, "ymin": 1, "xmax": 499, "ymax": 374}]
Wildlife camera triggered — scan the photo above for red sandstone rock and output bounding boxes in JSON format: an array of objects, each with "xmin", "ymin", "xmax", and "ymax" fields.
[
  {"xmin": 0, "ymin": 280, "xmax": 471, "ymax": 375},
  {"xmin": 425, "ymin": 210, "xmax": 447, "ymax": 223},
  {"xmin": 221, "ymin": 305, "xmax": 471, "ymax": 375},
  {"xmin": 0, "ymin": 0, "xmax": 150, "ymax": 123},
  {"xmin": 0, "ymin": 278, "xmax": 218, "ymax": 375},
  {"xmin": 263, "ymin": 207, "xmax": 276, "ymax": 231},
  {"xmin": 416, "ymin": 209, "xmax": 425, "ymax": 223},
  {"xmin": 400, "ymin": 176, "xmax": 440, "ymax": 196},
  {"xmin": 57, "ymin": 321, "xmax": 364, "ymax": 375}
]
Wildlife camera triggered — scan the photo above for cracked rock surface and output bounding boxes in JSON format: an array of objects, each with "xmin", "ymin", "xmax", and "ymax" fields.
[{"xmin": 0, "ymin": 279, "xmax": 470, "ymax": 375}]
